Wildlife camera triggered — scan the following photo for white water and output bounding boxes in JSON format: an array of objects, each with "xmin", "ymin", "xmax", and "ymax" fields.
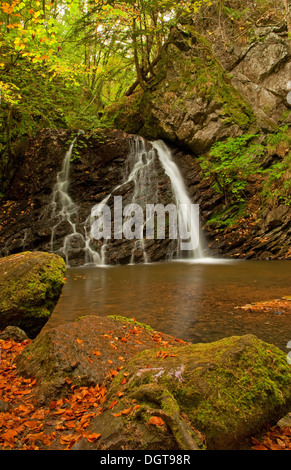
[
  {"xmin": 90, "ymin": 136, "xmax": 160, "ymax": 265},
  {"xmin": 151, "ymin": 140, "xmax": 204, "ymax": 260},
  {"xmin": 50, "ymin": 136, "xmax": 99, "ymax": 267},
  {"xmin": 50, "ymin": 135, "xmax": 205, "ymax": 266},
  {"xmin": 50, "ymin": 138, "xmax": 79, "ymax": 265}
]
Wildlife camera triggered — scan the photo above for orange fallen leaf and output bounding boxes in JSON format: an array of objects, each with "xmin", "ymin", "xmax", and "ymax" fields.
[
  {"xmin": 86, "ymin": 433, "xmax": 101, "ymax": 443},
  {"xmin": 121, "ymin": 408, "xmax": 132, "ymax": 415},
  {"xmin": 59, "ymin": 434, "xmax": 82, "ymax": 449},
  {"xmin": 149, "ymin": 416, "xmax": 165, "ymax": 426},
  {"xmin": 109, "ymin": 400, "xmax": 118, "ymax": 409},
  {"xmin": 2, "ymin": 429, "xmax": 17, "ymax": 448},
  {"xmin": 64, "ymin": 421, "xmax": 76, "ymax": 429}
]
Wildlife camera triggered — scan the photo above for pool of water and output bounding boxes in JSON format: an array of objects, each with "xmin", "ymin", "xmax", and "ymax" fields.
[{"xmin": 45, "ymin": 258, "xmax": 291, "ymax": 352}]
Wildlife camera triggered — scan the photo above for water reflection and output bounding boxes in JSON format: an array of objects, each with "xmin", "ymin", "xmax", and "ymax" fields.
[{"xmin": 45, "ymin": 259, "xmax": 291, "ymax": 351}]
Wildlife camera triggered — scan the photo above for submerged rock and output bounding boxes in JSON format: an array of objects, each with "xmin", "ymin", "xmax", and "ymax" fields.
[
  {"xmin": 76, "ymin": 334, "xmax": 291, "ymax": 450},
  {"xmin": 0, "ymin": 251, "xmax": 66, "ymax": 338}
]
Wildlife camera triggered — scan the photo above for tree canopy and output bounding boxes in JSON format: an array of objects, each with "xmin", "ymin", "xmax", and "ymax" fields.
[
  {"xmin": 0, "ymin": 0, "xmax": 289, "ymax": 188},
  {"xmin": 0, "ymin": 0, "xmax": 209, "ymax": 156}
]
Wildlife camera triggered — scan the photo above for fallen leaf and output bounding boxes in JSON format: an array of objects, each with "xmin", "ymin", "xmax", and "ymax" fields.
[
  {"xmin": 109, "ymin": 369, "xmax": 118, "ymax": 377},
  {"xmin": 149, "ymin": 416, "xmax": 165, "ymax": 426},
  {"xmin": 109, "ymin": 400, "xmax": 118, "ymax": 409},
  {"xmin": 86, "ymin": 433, "xmax": 101, "ymax": 443}
]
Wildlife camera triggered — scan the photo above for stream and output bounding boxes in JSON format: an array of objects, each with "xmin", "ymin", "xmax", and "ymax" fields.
[{"xmin": 44, "ymin": 258, "xmax": 291, "ymax": 352}]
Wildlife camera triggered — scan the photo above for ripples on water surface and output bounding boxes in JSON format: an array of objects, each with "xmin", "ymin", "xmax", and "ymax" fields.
[{"xmin": 46, "ymin": 259, "xmax": 291, "ymax": 352}]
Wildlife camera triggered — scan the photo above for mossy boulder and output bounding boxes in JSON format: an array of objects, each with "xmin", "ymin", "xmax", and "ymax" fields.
[
  {"xmin": 76, "ymin": 334, "xmax": 291, "ymax": 450},
  {"xmin": 16, "ymin": 315, "xmax": 187, "ymax": 404},
  {"xmin": 0, "ymin": 251, "xmax": 66, "ymax": 338}
]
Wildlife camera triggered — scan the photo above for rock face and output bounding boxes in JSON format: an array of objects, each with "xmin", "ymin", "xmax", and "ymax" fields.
[
  {"xmin": 16, "ymin": 315, "xmax": 186, "ymax": 404},
  {"xmin": 108, "ymin": 2, "xmax": 291, "ymax": 149},
  {"xmin": 102, "ymin": 0, "xmax": 291, "ymax": 260},
  {"xmin": 0, "ymin": 129, "xmax": 179, "ymax": 266},
  {"xmin": 75, "ymin": 334, "xmax": 291, "ymax": 451},
  {"xmin": 168, "ymin": 144, "xmax": 291, "ymax": 260},
  {"xmin": 0, "ymin": 251, "xmax": 66, "ymax": 338}
]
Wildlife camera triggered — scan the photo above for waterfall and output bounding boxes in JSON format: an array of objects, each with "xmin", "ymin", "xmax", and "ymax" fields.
[
  {"xmin": 50, "ymin": 138, "xmax": 79, "ymax": 265},
  {"xmin": 151, "ymin": 140, "xmax": 203, "ymax": 260},
  {"xmin": 49, "ymin": 135, "xmax": 100, "ymax": 267},
  {"xmin": 49, "ymin": 134, "xmax": 204, "ymax": 266},
  {"xmin": 89, "ymin": 136, "xmax": 159, "ymax": 265}
]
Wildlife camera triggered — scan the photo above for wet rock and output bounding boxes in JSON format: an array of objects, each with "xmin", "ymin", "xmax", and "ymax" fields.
[
  {"xmin": 0, "ymin": 252, "xmax": 66, "ymax": 338},
  {"xmin": 76, "ymin": 334, "xmax": 291, "ymax": 451},
  {"xmin": 16, "ymin": 315, "xmax": 187, "ymax": 404},
  {"xmin": 0, "ymin": 129, "xmax": 179, "ymax": 266}
]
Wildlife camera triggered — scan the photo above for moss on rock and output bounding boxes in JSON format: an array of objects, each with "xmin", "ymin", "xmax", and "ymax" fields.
[
  {"xmin": 0, "ymin": 251, "xmax": 66, "ymax": 338},
  {"xmin": 104, "ymin": 27, "xmax": 254, "ymax": 153},
  {"xmin": 86, "ymin": 334, "xmax": 291, "ymax": 450}
]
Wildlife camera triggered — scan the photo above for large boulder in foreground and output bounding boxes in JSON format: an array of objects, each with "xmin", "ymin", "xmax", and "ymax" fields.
[
  {"xmin": 16, "ymin": 315, "xmax": 187, "ymax": 404},
  {"xmin": 75, "ymin": 334, "xmax": 291, "ymax": 451},
  {"xmin": 0, "ymin": 251, "xmax": 66, "ymax": 338}
]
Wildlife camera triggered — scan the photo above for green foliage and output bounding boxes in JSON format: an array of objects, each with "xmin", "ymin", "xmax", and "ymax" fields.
[
  {"xmin": 206, "ymin": 204, "xmax": 247, "ymax": 230},
  {"xmin": 199, "ymin": 134, "xmax": 264, "ymax": 204},
  {"xmin": 261, "ymin": 127, "xmax": 291, "ymax": 206}
]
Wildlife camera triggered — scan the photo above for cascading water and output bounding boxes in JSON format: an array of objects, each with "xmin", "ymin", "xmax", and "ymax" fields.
[
  {"xmin": 90, "ymin": 136, "xmax": 161, "ymax": 265},
  {"xmin": 151, "ymin": 140, "xmax": 203, "ymax": 260},
  {"xmin": 49, "ymin": 135, "xmax": 99, "ymax": 266},
  {"xmin": 50, "ymin": 138, "xmax": 79, "ymax": 265},
  {"xmin": 49, "ymin": 134, "xmax": 205, "ymax": 266}
]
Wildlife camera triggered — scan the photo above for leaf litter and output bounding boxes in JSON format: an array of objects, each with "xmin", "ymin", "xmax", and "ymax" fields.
[{"xmin": 1, "ymin": 322, "xmax": 290, "ymax": 450}]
